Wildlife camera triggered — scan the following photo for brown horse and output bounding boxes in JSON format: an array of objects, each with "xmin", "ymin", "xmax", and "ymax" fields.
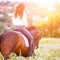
[{"xmin": 0, "ymin": 26, "xmax": 42, "ymax": 60}]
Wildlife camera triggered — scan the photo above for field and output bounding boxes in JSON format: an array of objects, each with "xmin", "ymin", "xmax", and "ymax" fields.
[{"xmin": 0, "ymin": 38, "xmax": 60, "ymax": 60}]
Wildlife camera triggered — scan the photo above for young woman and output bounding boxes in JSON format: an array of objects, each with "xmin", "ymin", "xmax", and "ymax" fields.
[{"xmin": 12, "ymin": 3, "xmax": 34, "ymax": 56}]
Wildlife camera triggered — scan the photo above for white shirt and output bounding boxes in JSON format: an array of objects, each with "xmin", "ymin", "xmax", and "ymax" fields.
[{"xmin": 12, "ymin": 13, "xmax": 28, "ymax": 27}]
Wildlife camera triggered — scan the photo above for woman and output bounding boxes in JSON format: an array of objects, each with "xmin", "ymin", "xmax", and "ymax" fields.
[{"xmin": 12, "ymin": 3, "xmax": 34, "ymax": 56}]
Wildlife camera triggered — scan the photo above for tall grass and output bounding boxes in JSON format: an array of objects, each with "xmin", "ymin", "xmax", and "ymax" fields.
[{"xmin": 0, "ymin": 38, "xmax": 60, "ymax": 60}]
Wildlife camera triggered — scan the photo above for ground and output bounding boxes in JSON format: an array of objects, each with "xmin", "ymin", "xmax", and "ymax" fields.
[{"xmin": 0, "ymin": 38, "xmax": 60, "ymax": 60}]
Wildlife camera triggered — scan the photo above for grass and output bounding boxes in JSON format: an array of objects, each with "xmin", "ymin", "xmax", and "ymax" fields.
[
  {"xmin": 0, "ymin": 38, "xmax": 60, "ymax": 60},
  {"xmin": 40, "ymin": 38, "xmax": 60, "ymax": 44}
]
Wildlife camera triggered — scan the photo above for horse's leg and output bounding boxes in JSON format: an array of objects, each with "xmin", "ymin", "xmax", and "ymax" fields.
[{"xmin": 1, "ymin": 38, "xmax": 17, "ymax": 60}]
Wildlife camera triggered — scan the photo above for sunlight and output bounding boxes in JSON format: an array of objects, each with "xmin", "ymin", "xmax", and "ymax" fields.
[
  {"xmin": 43, "ymin": 16, "xmax": 48, "ymax": 21},
  {"xmin": 57, "ymin": 0, "xmax": 60, "ymax": 3},
  {"xmin": 39, "ymin": 0, "xmax": 56, "ymax": 8},
  {"xmin": 48, "ymin": 8, "xmax": 56, "ymax": 12}
]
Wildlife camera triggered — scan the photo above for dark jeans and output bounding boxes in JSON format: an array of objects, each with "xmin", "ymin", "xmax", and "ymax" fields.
[{"xmin": 14, "ymin": 26, "xmax": 34, "ymax": 41}]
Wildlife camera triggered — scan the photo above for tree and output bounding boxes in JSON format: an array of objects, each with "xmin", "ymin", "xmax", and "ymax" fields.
[{"xmin": 0, "ymin": 11, "xmax": 14, "ymax": 34}]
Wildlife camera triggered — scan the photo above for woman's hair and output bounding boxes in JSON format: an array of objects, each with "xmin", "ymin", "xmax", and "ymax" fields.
[{"xmin": 14, "ymin": 3, "xmax": 25, "ymax": 18}]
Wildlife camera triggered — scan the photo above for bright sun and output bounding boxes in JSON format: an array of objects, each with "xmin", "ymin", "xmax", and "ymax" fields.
[{"xmin": 39, "ymin": 0, "xmax": 56, "ymax": 8}]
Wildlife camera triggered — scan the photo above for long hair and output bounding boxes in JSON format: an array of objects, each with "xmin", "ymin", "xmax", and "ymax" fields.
[{"xmin": 14, "ymin": 3, "xmax": 25, "ymax": 19}]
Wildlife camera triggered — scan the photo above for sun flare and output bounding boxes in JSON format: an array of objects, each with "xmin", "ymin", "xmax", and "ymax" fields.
[{"xmin": 39, "ymin": 0, "xmax": 56, "ymax": 8}]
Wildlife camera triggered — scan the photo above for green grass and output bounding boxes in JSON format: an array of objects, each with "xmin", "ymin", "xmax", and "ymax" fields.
[{"xmin": 40, "ymin": 38, "xmax": 60, "ymax": 44}]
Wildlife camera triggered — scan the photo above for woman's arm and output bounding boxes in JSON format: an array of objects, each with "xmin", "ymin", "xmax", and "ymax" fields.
[{"xmin": 22, "ymin": 13, "xmax": 28, "ymax": 27}]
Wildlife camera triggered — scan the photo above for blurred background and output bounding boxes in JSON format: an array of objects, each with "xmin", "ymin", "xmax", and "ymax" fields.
[
  {"xmin": 0, "ymin": 0, "xmax": 60, "ymax": 38},
  {"xmin": 0, "ymin": 0, "xmax": 60, "ymax": 60}
]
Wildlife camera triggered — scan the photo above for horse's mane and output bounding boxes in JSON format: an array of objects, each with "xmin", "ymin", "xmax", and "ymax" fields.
[{"xmin": 26, "ymin": 26, "xmax": 38, "ymax": 31}]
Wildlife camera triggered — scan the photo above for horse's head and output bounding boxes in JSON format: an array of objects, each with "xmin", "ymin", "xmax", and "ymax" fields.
[{"xmin": 26, "ymin": 26, "xmax": 42, "ymax": 49}]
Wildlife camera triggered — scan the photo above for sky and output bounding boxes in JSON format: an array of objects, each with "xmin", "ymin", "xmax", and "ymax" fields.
[
  {"xmin": 0, "ymin": 0, "xmax": 57, "ymax": 3},
  {"xmin": 0, "ymin": 0, "xmax": 40, "ymax": 3},
  {"xmin": 0, "ymin": 0, "xmax": 60, "ymax": 3},
  {"xmin": 0, "ymin": 0, "xmax": 60, "ymax": 9}
]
